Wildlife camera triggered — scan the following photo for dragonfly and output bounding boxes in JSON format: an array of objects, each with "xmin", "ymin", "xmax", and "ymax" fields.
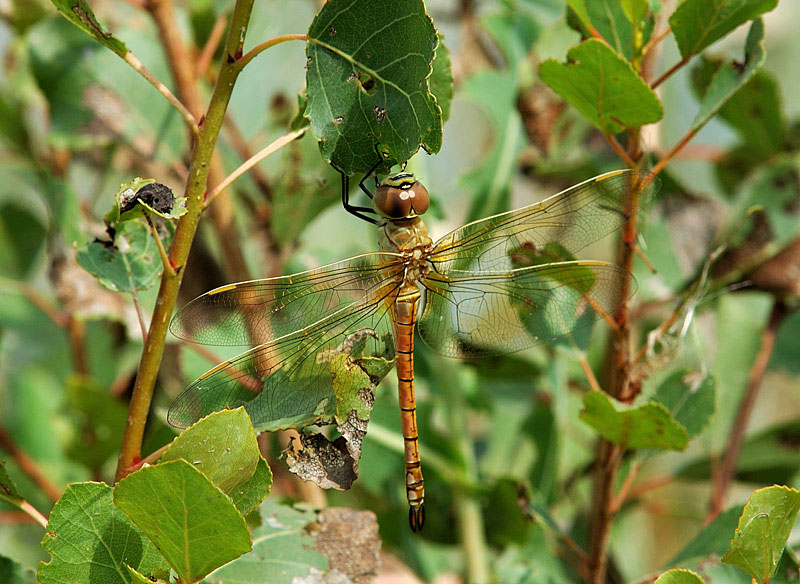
[{"xmin": 168, "ymin": 168, "xmax": 659, "ymax": 532}]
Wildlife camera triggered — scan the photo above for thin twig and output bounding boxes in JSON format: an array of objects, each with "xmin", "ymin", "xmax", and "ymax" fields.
[
  {"xmin": 204, "ymin": 127, "xmax": 307, "ymax": 208},
  {"xmin": 235, "ymin": 34, "xmax": 308, "ymax": 71},
  {"xmin": 641, "ymin": 27, "xmax": 671, "ymax": 59},
  {"xmin": 122, "ymin": 52, "xmax": 199, "ymax": 135},
  {"xmin": 0, "ymin": 425, "xmax": 62, "ymax": 502},
  {"xmin": 578, "ymin": 354, "xmax": 602, "ymax": 392},
  {"xmin": 708, "ymin": 301, "xmax": 789, "ymax": 521},
  {"xmin": 609, "ymin": 461, "xmax": 642, "ymax": 515},
  {"xmin": 19, "ymin": 500, "xmax": 48, "ymax": 528},
  {"xmin": 650, "ymin": 127, "xmax": 699, "ymax": 178},
  {"xmin": 651, "ymin": 58, "xmax": 688, "ymax": 90},
  {"xmin": 144, "ymin": 214, "xmax": 176, "ymax": 276},
  {"xmin": 603, "ymin": 133, "xmax": 636, "ymax": 168},
  {"xmin": 130, "ymin": 289, "xmax": 148, "ymax": 343}
]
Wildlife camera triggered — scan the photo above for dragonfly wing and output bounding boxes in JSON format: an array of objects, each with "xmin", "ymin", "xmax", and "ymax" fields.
[
  {"xmin": 428, "ymin": 170, "xmax": 659, "ymax": 273},
  {"xmin": 170, "ymin": 252, "xmax": 405, "ymax": 346},
  {"xmin": 418, "ymin": 262, "xmax": 629, "ymax": 358},
  {"xmin": 168, "ymin": 276, "xmax": 402, "ymax": 430}
]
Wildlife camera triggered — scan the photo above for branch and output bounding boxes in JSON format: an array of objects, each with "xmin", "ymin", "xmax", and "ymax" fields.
[
  {"xmin": 708, "ymin": 301, "xmax": 789, "ymax": 521},
  {"xmin": 235, "ymin": 34, "xmax": 308, "ymax": 71},
  {"xmin": 603, "ymin": 133, "xmax": 636, "ymax": 167},
  {"xmin": 114, "ymin": 0, "xmax": 256, "ymax": 482},
  {"xmin": 651, "ymin": 58, "xmax": 688, "ymax": 90},
  {"xmin": 204, "ymin": 127, "xmax": 307, "ymax": 208}
]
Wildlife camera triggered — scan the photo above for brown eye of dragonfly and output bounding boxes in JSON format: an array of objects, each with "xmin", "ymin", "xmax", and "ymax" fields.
[{"xmin": 373, "ymin": 173, "xmax": 430, "ymax": 219}]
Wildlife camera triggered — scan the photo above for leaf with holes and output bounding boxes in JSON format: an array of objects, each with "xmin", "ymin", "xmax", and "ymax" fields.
[
  {"xmin": 722, "ymin": 485, "xmax": 800, "ymax": 583},
  {"xmin": 305, "ymin": 0, "xmax": 442, "ymax": 174},
  {"xmin": 48, "ymin": 0, "xmax": 127, "ymax": 56},
  {"xmin": 539, "ymin": 39, "xmax": 663, "ymax": 134}
]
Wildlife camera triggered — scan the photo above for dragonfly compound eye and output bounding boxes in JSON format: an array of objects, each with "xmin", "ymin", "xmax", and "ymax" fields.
[{"xmin": 374, "ymin": 173, "xmax": 429, "ymax": 219}]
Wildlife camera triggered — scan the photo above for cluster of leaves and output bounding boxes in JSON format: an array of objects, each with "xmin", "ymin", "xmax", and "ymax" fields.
[{"xmin": 1, "ymin": 0, "xmax": 800, "ymax": 583}]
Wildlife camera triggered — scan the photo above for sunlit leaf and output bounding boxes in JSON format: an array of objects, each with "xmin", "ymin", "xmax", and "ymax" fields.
[
  {"xmin": 539, "ymin": 39, "xmax": 663, "ymax": 134},
  {"xmin": 721, "ymin": 485, "xmax": 800, "ymax": 583},
  {"xmin": 159, "ymin": 408, "xmax": 271, "ymax": 514},
  {"xmin": 305, "ymin": 0, "xmax": 442, "ymax": 174},
  {"xmin": 654, "ymin": 569, "xmax": 705, "ymax": 584},
  {"xmin": 669, "ymin": 0, "xmax": 777, "ymax": 60},
  {"xmin": 207, "ymin": 501, "xmax": 327, "ymax": 584},
  {"xmin": 113, "ymin": 460, "xmax": 252, "ymax": 584},
  {"xmin": 39, "ymin": 482, "xmax": 170, "ymax": 584},
  {"xmin": 580, "ymin": 391, "xmax": 689, "ymax": 450},
  {"xmin": 689, "ymin": 19, "xmax": 766, "ymax": 133}
]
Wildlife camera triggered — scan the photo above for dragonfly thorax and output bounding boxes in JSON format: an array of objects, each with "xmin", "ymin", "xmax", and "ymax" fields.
[{"xmin": 373, "ymin": 172, "xmax": 430, "ymax": 219}]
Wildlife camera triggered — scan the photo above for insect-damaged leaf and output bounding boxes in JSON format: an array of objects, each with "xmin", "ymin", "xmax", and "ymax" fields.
[
  {"xmin": 284, "ymin": 331, "xmax": 394, "ymax": 490},
  {"xmin": 48, "ymin": 0, "xmax": 127, "ymax": 56},
  {"xmin": 305, "ymin": 0, "xmax": 443, "ymax": 174}
]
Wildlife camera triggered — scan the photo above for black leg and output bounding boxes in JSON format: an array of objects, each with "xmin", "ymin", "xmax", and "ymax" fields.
[
  {"xmin": 359, "ymin": 157, "xmax": 384, "ymax": 200},
  {"xmin": 337, "ymin": 167, "xmax": 379, "ymax": 225}
]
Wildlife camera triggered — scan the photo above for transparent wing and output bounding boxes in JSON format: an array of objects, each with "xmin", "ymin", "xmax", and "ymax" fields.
[
  {"xmin": 429, "ymin": 170, "xmax": 659, "ymax": 273},
  {"xmin": 170, "ymin": 253, "xmax": 405, "ymax": 346},
  {"xmin": 168, "ymin": 276, "xmax": 402, "ymax": 430},
  {"xmin": 418, "ymin": 261, "xmax": 629, "ymax": 358}
]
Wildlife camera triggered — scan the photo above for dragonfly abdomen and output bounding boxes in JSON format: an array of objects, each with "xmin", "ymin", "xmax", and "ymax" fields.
[{"xmin": 396, "ymin": 291, "xmax": 425, "ymax": 532}]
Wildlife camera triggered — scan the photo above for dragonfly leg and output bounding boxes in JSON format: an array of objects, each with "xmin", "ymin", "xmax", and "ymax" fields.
[
  {"xmin": 335, "ymin": 166, "xmax": 379, "ymax": 224},
  {"xmin": 358, "ymin": 156, "xmax": 384, "ymax": 200}
]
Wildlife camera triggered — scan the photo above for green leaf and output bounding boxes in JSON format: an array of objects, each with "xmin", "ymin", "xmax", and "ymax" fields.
[
  {"xmin": 76, "ymin": 220, "xmax": 164, "ymax": 293},
  {"xmin": 126, "ymin": 566, "xmax": 168, "ymax": 584},
  {"xmin": 114, "ymin": 460, "xmax": 252, "ymax": 584},
  {"xmin": 39, "ymin": 482, "xmax": 170, "ymax": 584},
  {"xmin": 160, "ymin": 408, "xmax": 271, "ymax": 514},
  {"xmin": 305, "ymin": 0, "xmax": 441, "ymax": 174},
  {"xmin": 208, "ymin": 501, "xmax": 327, "ymax": 584},
  {"xmin": 48, "ymin": 0, "xmax": 127, "ymax": 56},
  {"xmin": 689, "ymin": 19, "xmax": 766, "ymax": 133},
  {"xmin": 429, "ymin": 34, "xmax": 454, "ymax": 123},
  {"xmin": 579, "ymin": 391, "xmax": 689, "ymax": 450},
  {"xmin": 652, "ymin": 371, "xmax": 716, "ymax": 438},
  {"xmin": 573, "ymin": 0, "xmax": 635, "ymax": 60},
  {"xmin": 722, "ymin": 485, "xmax": 800, "ymax": 583},
  {"xmin": 666, "ymin": 505, "xmax": 744, "ymax": 567},
  {"xmin": 539, "ymin": 39, "xmax": 663, "ymax": 134},
  {"xmin": 655, "ymin": 569, "xmax": 706, "ymax": 584},
  {"xmin": 0, "ymin": 554, "xmax": 36, "ymax": 584},
  {"xmin": 0, "ymin": 460, "xmax": 23, "ymax": 505},
  {"xmin": 691, "ymin": 62, "xmax": 784, "ymax": 158},
  {"xmin": 669, "ymin": 0, "xmax": 777, "ymax": 60}
]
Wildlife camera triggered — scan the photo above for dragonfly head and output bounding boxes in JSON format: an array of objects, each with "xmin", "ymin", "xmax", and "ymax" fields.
[{"xmin": 373, "ymin": 172, "xmax": 430, "ymax": 220}]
